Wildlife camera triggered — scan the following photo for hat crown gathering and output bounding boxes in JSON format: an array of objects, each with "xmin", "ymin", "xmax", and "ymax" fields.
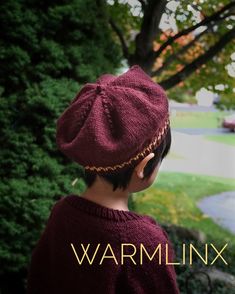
[{"xmin": 56, "ymin": 65, "xmax": 170, "ymax": 175}]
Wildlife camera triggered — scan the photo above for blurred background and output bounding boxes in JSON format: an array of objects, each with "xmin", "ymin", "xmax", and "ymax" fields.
[{"xmin": 0, "ymin": 0, "xmax": 234, "ymax": 293}]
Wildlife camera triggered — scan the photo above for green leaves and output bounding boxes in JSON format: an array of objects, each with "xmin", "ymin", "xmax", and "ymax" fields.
[
  {"xmin": 0, "ymin": 0, "xmax": 122, "ymax": 280},
  {"xmin": 0, "ymin": 0, "xmax": 122, "ymax": 94}
]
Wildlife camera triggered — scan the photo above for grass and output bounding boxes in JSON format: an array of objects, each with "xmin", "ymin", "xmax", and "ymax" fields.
[
  {"xmin": 133, "ymin": 171, "xmax": 235, "ymax": 245},
  {"xmin": 170, "ymin": 111, "xmax": 229, "ymax": 129},
  {"xmin": 167, "ymin": 152, "xmax": 185, "ymax": 160},
  {"xmin": 132, "ymin": 171, "xmax": 235, "ymax": 286},
  {"xmin": 205, "ymin": 134, "xmax": 235, "ymax": 146}
]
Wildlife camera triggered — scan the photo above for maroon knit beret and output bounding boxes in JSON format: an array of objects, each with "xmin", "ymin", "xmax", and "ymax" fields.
[{"xmin": 56, "ymin": 65, "xmax": 170, "ymax": 175}]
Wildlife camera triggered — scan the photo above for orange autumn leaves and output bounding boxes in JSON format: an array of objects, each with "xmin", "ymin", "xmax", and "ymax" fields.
[{"xmin": 153, "ymin": 30, "xmax": 205, "ymax": 86}]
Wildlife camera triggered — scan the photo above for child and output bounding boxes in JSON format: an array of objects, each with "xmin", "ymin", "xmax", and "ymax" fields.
[{"xmin": 27, "ymin": 65, "xmax": 180, "ymax": 293}]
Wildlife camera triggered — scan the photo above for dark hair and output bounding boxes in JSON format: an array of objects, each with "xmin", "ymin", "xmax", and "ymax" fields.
[{"xmin": 83, "ymin": 128, "xmax": 171, "ymax": 191}]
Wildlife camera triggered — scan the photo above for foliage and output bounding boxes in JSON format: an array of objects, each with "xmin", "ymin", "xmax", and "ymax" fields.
[
  {"xmin": 167, "ymin": 87, "xmax": 197, "ymax": 104},
  {"xmin": 107, "ymin": 0, "xmax": 235, "ymax": 108},
  {"xmin": 216, "ymin": 76, "xmax": 235, "ymax": 110},
  {"xmin": 0, "ymin": 78, "xmax": 87, "ymax": 275},
  {"xmin": 163, "ymin": 224, "xmax": 235, "ymax": 294},
  {"xmin": 0, "ymin": 0, "xmax": 122, "ymax": 95},
  {"xmin": 0, "ymin": 0, "xmax": 122, "ymax": 290},
  {"xmin": 133, "ymin": 171, "xmax": 235, "ymax": 243},
  {"xmin": 131, "ymin": 171, "xmax": 235, "ymax": 293}
]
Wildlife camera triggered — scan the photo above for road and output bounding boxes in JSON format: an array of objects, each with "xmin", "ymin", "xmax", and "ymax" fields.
[
  {"xmin": 160, "ymin": 130, "xmax": 235, "ymax": 179},
  {"xmin": 159, "ymin": 129, "xmax": 235, "ymax": 234},
  {"xmin": 172, "ymin": 128, "xmax": 234, "ymax": 135}
]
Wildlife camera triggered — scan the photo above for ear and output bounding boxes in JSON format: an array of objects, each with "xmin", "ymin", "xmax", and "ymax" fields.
[{"xmin": 135, "ymin": 153, "xmax": 155, "ymax": 179}]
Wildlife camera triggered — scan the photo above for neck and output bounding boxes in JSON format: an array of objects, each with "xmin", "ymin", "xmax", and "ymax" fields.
[{"xmin": 80, "ymin": 177, "xmax": 131, "ymax": 211}]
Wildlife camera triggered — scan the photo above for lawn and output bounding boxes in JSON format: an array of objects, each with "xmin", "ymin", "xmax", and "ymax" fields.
[
  {"xmin": 205, "ymin": 134, "xmax": 235, "ymax": 146},
  {"xmin": 132, "ymin": 171, "xmax": 235, "ymax": 292},
  {"xmin": 170, "ymin": 111, "xmax": 229, "ymax": 129},
  {"xmin": 133, "ymin": 171, "xmax": 235, "ymax": 245}
]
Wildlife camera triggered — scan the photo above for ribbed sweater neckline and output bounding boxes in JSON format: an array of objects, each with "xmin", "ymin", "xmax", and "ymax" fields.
[{"xmin": 65, "ymin": 194, "xmax": 144, "ymax": 222}]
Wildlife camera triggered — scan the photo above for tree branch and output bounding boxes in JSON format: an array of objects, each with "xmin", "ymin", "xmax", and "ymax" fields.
[
  {"xmin": 151, "ymin": 31, "xmax": 205, "ymax": 77},
  {"xmin": 150, "ymin": 13, "xmax": 231, "ymax": 77},
  {"xmin": 135, "ymin": 0, "xmax": 168, "ymax": 59},
  {"xmin": 109, "ymin": 18, "xmax": 130, "ymax": 59},
  {"xmin": 152, "ymin": 1, "xmax": 235, "ymax": 60},
  {"xmin": 137, "ymin": 0, "xmax": 146, "ymax": 10},
  {"xmin": 190, "ymin": 4, "xmax": 207, "ymax": 19},
  {"xmin": 159, "ymin": 28, "xmax": 235, "ymax": 90}
]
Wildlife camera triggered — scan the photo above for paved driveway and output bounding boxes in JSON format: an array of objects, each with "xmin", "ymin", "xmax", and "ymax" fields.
[
  {"xmin": 159, "ymin": 130, "xmax": 235, "ymax": 234},
  {"xmin": 160, "ymin": 130, "xmax": 235, "ymax": 179},
  {"xmin": 198, "ymin": 191, "xmax": 235, "ymax": 234}
]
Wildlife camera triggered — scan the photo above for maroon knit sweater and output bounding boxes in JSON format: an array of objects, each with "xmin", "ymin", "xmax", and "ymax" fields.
[{"xmin": 26, "ymin": 195, "xmax": 180, "ymax": 294}]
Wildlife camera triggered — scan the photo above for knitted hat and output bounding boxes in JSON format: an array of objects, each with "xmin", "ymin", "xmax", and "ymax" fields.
[{"xmin": 56, "ymin": 65, "xmax": 170, "ymax": 175}]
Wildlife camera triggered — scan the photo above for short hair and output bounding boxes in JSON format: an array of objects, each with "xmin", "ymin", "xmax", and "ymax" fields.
[{"xmin": 83, "ymin": 128, "xmax": 171, "ymax": 191}]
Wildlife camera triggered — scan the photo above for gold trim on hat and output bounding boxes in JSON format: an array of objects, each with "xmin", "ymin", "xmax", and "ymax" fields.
[{"xmin": 84, "ymin": 115, "xmax": 170, "ymax": 173}]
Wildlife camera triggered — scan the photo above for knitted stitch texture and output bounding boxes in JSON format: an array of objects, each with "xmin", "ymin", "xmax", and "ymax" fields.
[
  {"xmin": 26, "ymin": 195, "xmax": 180, "ymax": 294},
  {"xmin": 56, "ymin": 65, "xmax": 170, "ymax": 175}
]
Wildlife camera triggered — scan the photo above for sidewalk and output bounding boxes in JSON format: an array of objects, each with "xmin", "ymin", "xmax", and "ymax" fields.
[
  {"xmin": 198, "ymin": 191, "xmax": 235, "ymax": 234},
  {"xmin": 160, "ymin": 130, "xmax": 235, "ymax": 179}
]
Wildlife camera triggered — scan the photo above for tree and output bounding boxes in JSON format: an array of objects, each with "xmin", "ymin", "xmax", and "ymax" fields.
[
  {"xmin": 0, "ymin": 0, "xmax": 122, "ymax": 292},
  {"xmin": 0, "ymin": 0, "xmax": 122, "ymax": 96},
  {"xmin": 104, "ymin": 0, "xmax": 235, "ymax": 106}
]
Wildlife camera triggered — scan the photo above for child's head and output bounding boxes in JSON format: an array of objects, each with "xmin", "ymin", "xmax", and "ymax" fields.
[
  {"xmin": 56, "ymin": 65, "xmax": 171, "ymax": 193},
  {"xmin": 83, "ymin": 127, "xmax": 171, "ymax": 192}
]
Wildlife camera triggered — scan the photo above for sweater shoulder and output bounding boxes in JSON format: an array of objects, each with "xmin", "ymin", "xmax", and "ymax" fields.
[
  {"xmin": 45, "ymin": 196, "xmax": 68, "ymax": 224},
  {"xmin": 47, "ymin": 196, "xmax": 171, "ymax": 248},
  {"xmin": 122, "ymin": 214, "xmax": 169, "ymax": 245}
]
